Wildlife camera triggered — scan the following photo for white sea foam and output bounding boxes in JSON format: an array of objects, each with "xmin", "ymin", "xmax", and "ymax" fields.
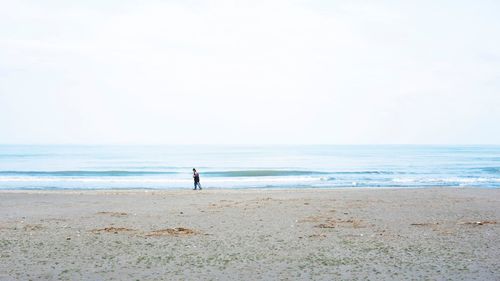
[{"xmin": 393, "ymin": 177, "xmax": 500, "ymax": 184}]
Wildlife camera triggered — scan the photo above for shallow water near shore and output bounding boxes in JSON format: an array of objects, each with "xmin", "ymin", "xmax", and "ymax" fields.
[{"xmin": 0, "ymin": 145, "xmax": 499, "ymax": 190}]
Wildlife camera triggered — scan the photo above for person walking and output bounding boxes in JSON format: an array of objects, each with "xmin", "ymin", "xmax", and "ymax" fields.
[{"xmin": 192, "ymin": 168, "xmax": 202, "ymax": 190}]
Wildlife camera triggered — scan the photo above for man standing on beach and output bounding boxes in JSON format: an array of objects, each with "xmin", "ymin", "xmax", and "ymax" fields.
[{"xmin": 193, "ymin": 168, "xmax": 202, "ymax": 190}]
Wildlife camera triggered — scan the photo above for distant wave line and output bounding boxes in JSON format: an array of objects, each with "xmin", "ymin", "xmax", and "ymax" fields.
[
  {"xmin": 203, "ymin": 170, "xmax": 330, "ymax": 177},
  {"xmin": 477, "ymin": 167, "xmax": 500, "ymax": 174},
  {"xmin": 0, "ymin": 169, "xmax": 422, "ymax": 178},
  {"xmin": 0, "ymin": 171, "xmax": 179, "ymax": 177}
]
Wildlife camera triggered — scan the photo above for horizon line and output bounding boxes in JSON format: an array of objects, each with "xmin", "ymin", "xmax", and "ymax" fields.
[{"xmin": 1, "ymin": 143, "xmax": 499, "ymax": 146}]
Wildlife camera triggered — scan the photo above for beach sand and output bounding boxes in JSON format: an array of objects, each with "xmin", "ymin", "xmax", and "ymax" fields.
[{"xmin": 0, "ymin": 188, "xmax": 499, "ymax": 280}]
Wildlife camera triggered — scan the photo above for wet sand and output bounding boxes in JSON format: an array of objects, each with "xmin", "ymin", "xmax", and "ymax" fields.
[{"xmin": 0, "ymin": 188, "xmax": 499, "ymax": 280}]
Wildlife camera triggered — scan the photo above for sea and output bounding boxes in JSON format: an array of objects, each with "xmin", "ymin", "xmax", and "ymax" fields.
[{"xmin": 0, "ymin": 145, "xmax": 499, "ymax": 190}]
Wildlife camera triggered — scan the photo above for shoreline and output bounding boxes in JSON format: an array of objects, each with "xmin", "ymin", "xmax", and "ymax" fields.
[{"xmin": 0, "ymin": 185, "xmax": 493, "ymax": 193}]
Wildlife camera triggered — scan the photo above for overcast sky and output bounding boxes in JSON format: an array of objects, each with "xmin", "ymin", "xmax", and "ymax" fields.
[{"xmin": 1, "ymin": 0, "xmax": 499, "ymax": 145}]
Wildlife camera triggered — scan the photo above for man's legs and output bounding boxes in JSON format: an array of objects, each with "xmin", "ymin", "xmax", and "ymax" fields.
[{"xmin": 194, "ymin": 181, "xmax": 202, "ymax": 190}]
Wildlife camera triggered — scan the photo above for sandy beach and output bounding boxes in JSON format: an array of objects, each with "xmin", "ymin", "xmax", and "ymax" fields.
[{"xmin": 0, "ymin": 187, "xmax": 499, "ymax": 280}]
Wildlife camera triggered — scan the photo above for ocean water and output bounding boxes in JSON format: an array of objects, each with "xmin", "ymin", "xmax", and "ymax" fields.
[{"xmin": 0, "ymin": 145, "xmax": 499, "ymax": 190}]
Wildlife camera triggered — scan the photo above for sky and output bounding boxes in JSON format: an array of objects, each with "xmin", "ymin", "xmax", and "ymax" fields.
[{"xmin": 0, "ymin": 0, "xmax": 499, "ymax": 145}]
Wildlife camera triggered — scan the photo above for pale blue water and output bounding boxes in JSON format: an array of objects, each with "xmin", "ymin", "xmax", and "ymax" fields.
[{"xmin": 0, "ymin": 145, "xmax": 499, "ymax": 190}]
